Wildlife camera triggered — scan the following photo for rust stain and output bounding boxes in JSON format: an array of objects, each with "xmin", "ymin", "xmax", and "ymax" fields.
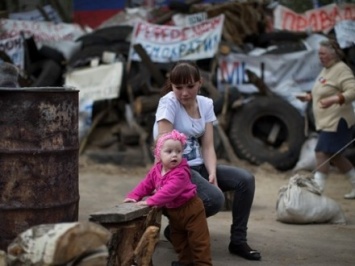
[{"xmin": 0, "ymin": 88, "xmax": 79, "ymax": 250}]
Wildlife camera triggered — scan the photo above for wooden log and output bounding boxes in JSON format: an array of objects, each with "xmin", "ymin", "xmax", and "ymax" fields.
[
  {"xmin": 134, "ymin": 94, "xmax": 161, "ymax": 116},
  {"xmin": 200, "ymin": 71, "xmax": 220, "ymax": 101},
  {"xmin": 106, "ymin": 222, "xmax": 141, "ymax": 266},
  {"xmin": 69, "ymin": 246, "xmax": 108, "ymax": 266},
  {"xmin": 125, "ymin": 102, "xmax": 153, "ymax": 166},
  {"xmin": 215, "ymin": 123, "xmax": 241, "ymax": 165},
  {"xmin": 90, "ymin": 204, "xmax": 161, "ymax": 266},
  {"xmin": 120, "ymin": 123, "xmax": 140, "ymax": 146},
  {"xmin": 73, "ymin": 251, "xmax": 108, "ymax": 266},
  {"xmin": 7, "ymin": 222, "xmax": 111, "ymax": 266},
  {"xmin": 79, "ymin": 107, "xmax": 110, "ymax": 155},
  {"xmin": 246, "ymin": 69, "xmax": 274, "ymax": 97},
  {"xmin": 152, "ymin": 0, "xmax": 203, "ymax": 24},
  {"xmin": 133, "ymin": 226, "xmax": 160, "ymax": 266}
]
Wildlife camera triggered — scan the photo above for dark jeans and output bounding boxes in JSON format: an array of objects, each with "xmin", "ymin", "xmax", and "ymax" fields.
[{"xmin": 190, "ymin": 164, "xmax": 255, "ymax": 244}]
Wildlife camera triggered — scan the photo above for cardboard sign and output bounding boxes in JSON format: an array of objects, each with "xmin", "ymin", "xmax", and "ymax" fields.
[{"xmin": 64, "ymin": 62, "xmax": 124, "ymax": 102}]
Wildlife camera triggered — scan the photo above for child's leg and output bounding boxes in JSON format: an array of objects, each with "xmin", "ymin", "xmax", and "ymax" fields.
[
  {"xmin": 167, "ymin": 196, "xmax": 212, "ymax": 265},
  {"xmin": 167, "ymin": 209, "xmax": 193, "ymax": 264},
  {"xmin": 186, "ymin": 196, "xmax": 212, "ymax": 266}
]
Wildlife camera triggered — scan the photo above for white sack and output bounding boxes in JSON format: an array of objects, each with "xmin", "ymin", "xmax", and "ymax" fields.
[{"xmin": 276, "ymin": 174, "xmax": 346, "ymax": 224}]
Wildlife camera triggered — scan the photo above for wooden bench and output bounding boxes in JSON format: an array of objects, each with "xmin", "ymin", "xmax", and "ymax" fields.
[{"xmin": 89, "ymin": 203, "xmax": 162, "ymax": 266}]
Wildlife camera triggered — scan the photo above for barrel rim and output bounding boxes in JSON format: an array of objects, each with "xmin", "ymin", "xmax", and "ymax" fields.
[{"xmin": 0, "ymin": 87, "xmax": 79, "ymax": 92}]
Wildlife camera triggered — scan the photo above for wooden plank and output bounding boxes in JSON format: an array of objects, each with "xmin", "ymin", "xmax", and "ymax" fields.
[
  {"xmin": 267, "ymin": 123, "xmax": 281, "ymax": 144},
  {"xmin": 89, "ymin": 203, "xmax": 151, "ymax": 223},
  {"xmin": 215, "ymin": 123, "xmax": 242, "ymax": 165}
]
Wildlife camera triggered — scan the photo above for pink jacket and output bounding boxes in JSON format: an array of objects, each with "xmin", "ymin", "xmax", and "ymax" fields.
[{"xmin": 126, "ymin": 159, "xmax": 197, "ymax": 208}]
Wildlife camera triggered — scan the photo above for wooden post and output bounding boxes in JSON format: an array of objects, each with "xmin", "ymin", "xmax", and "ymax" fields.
[{"xmin": 90, "ymin": 204, "xmax": 162, "ymax": 266}]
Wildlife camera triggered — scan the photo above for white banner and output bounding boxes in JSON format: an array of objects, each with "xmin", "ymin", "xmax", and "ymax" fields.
[
  {"xmin": 64, "ymin": 62, "xmax": 124, "ymax": 102},
  {"xmin": 0, "ymin": 36, "xmax": 24, "ymax": 69},
  {"xmin": 0, "ymin": 19, "xmax": 85, "ymax": 62},
  {"xmin": 9, "ymin": 5, "xmax": 62, "ymax": 23},
  {"xmin": 217, "ymin": 50, "xmax": 322, "ymax": 94},
  {"xmin": 0, "ymin": 19, "xmax": 84, "ymax": 43},
  {"xmin": 129, "ymin": 14, "xmax": 224, "ymax": 62},
  {"xmin": 334, "ymin": 20, "xmax": 355, "ymax": 48},
  {"xmin": 274, "ymin": 4, "xmax": 355, "ymax": 33}
]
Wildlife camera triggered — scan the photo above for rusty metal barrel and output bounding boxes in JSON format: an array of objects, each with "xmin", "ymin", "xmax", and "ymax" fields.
[{"xmin": 0, "ymin": 87, "xmax": 79, "ymax": 250}]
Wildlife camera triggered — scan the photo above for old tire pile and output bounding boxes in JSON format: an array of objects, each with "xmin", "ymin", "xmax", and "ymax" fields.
[{"xmin": 228, "ymin": 95, "xmax": 306, "ymax": 171}]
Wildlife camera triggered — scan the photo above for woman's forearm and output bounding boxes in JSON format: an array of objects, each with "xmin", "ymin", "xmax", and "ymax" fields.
[{"xmin": 202, "ymin": 146, "xmax": 217, "ymax": 175}]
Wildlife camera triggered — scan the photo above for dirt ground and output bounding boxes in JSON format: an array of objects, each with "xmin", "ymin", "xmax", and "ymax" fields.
[{"xmin": 78, "ymin": 154, "xmax": 355, "ymax": 266}]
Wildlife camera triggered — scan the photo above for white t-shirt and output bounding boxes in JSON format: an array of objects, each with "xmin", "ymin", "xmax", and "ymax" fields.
[{"xmin": 153, "ymin": 91, "xmax": 217, "ymax": 166}]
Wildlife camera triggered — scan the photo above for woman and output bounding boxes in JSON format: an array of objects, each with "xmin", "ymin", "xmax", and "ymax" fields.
[
  {"xmin": 153, "ymin": 61, "xmax": 261, "ymax": 260},
  {"xmin": 297, "ymin": 39, "xmax": 355, "ymax": 199}
]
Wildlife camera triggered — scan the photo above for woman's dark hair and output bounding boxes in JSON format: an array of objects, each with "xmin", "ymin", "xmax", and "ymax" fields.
[{"xmin": 161, "ymin": 61, "xmax": 201, "ymax": 96}]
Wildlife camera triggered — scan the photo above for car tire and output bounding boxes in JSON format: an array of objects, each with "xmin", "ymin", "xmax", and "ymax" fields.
[{"xmin": 228, "ymin": 95, "xmax": 306, "ymax": 171}]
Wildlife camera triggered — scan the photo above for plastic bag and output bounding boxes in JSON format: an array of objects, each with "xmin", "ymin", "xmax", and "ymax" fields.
[
  {"xmin": 276, "ymin": 174, "xmax": 346, "ymax": 224},
  {"xmin": 292, "ymin": 133, "xmax": 318, "ymax": 172}
]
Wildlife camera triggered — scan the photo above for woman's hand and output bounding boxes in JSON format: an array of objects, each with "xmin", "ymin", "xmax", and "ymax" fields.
[
  {"xmin": 208, "ymin": 173, "xmax": 219, "ymax": 187},
  {"xmin": 123, "ymin": 198, "xmax": 137, "ymax": 203},
  {"xmin": 319, "ymin": 95, "xmax": 340, "ymax": 108},
  {"xmin": 295, "ymin": 92, "xmax": 312, "ymax": 102}
]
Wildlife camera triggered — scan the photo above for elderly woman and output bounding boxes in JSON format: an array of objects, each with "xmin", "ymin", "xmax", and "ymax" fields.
[{"xmin": 297, "ymin": 39, "xmax": 355, "ymax": 199}]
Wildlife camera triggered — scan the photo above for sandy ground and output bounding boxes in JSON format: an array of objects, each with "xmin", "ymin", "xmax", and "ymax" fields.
[{"xmin": 78, "ymin": 155, "xmax": 355, "ymax": 266}]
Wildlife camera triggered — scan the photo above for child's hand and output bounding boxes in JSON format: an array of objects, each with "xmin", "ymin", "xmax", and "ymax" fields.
[
  {"xmin": 124, "ymin": 198, "xmax": 137, "ymax": 203},
  {"xmin": 137, "ymin": 200, "xmax": 148, "ymax": 206}
]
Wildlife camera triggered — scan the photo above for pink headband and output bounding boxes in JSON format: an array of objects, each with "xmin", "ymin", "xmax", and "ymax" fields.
[{"xmin": 154, "ymin": 130, "xmax": 187, "ymax": 160}]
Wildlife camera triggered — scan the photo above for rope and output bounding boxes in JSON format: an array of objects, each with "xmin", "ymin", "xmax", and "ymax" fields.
[{"xmin": 311, "ymin": 137, "xmax": 355, "ymax": 174}]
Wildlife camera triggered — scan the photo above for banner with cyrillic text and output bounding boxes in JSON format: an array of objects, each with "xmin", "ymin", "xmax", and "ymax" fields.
[
  {"xmin": 217, "ymin": 51, "xmax": 322, "ymax": 94},
  {"xmin": 129, "ymin": 14, "xmax": 224, "ymax": 62},
  {"xmin": 0, "ymin": 19, "xmax": 85, "ymax": 62},
  {"xmin": 9, "ymin": 5, "xmax": 62, "ymax": 23},
  {"xmin": 0, "ymin": 36, "xmax": 24, "ymax": 69},
  {"xmin": 274, "ymin": 3, "xmax": 355, "ymax": 33},
  {"xmin": 0, "ymin": 19, "xmax": 84, "ymax": 43}
]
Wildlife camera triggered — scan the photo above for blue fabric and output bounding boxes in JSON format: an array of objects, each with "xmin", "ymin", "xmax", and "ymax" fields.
[
  {"xmin": 73, "ymin": 0, "xmax": 125, "ymax": 11},
  {"xmin": 315, "ymin": 118, "xmax": 353, "ymax": 154},
  {"xmin": 73, "ymin": 0, "xmax": 227, "ymax": 11}
]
